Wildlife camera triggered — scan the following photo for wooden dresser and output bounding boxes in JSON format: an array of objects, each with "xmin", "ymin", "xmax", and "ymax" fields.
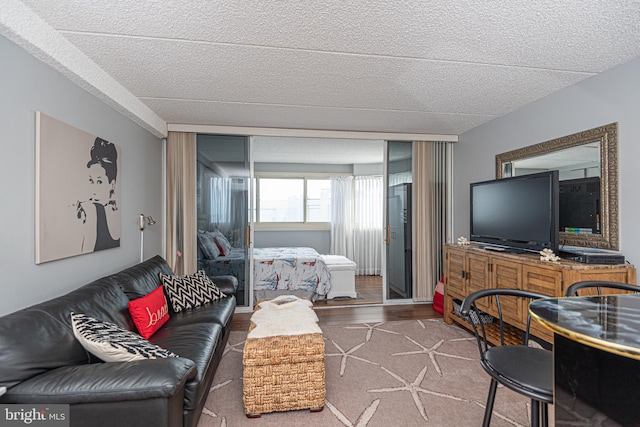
[{"xmin": 443, "ymin": 243, "xmax": 636, "ymax": 343}]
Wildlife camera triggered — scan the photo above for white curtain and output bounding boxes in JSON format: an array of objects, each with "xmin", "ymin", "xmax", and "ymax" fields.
[
  {"xmin": 353, "ymin": 176, "xmax": 383, "ymax": 275},
  {"xmin": 389, "ymin": 171, "xmax": 412, "ymax": 186},
  {"xmin": 208, "ymin": 176, "xmax": 232, "ymax": 231},
  {"xmin": 330, "ymin": 176, "xmax": 354, "ymax": 259},
  {"xmin": 200, "ymin": 171, "xmax": 247, "ymax": 248}
]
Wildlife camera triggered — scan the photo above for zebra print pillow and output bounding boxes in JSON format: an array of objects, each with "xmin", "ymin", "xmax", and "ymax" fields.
[
  {"xmin": 160, "ymin": 270, "xmax": 226, "ymax": 313},
  {"xmin": 71, "ymin": 313, "xmax": 178, "ymax": 362}
]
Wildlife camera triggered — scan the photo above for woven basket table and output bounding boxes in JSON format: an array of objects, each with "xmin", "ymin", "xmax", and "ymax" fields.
[{"xmin": 242, "ymin": 300, "xmax": 325, "ymax": 417}]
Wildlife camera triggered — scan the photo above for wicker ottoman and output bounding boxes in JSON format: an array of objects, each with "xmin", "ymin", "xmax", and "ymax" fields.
[{"xmin": 242, "ymin": 300, "xmax": 325, "ymax": 417}]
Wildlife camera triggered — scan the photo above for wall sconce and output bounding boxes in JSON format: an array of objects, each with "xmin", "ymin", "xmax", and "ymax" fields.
[{"xmin": 139, "ymin": 213, "xmax": 156, "ymax": 262}]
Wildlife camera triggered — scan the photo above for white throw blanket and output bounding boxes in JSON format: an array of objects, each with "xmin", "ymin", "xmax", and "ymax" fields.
[{"xmin": 247, "ymin": 295, "xmax": 322, "ymax": 339}]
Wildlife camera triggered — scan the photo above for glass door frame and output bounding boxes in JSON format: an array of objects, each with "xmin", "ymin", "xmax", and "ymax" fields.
[
  {"xmin": 383, "ymin": 140, "xmax": 415, "ymax": 304},
  {"xmin": 245, "ymin": 136, "xmax": 255, "ymax": 312}
]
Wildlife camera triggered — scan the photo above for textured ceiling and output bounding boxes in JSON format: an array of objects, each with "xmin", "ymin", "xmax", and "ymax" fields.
[{"xmin": 10, "ymin": 1, "xmax": 640, "ymax": 136}]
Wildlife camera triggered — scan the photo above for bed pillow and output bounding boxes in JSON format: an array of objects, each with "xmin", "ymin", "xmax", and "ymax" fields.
[
  {"xmin": 197, "ymin": 231, "xmax": 221, "ymax": 259},
  {"xmin": 160, "ymin": 270, "xmax": 226, "ymax": 312},
  {"xmin": 128, "ymin": 285, "xmax": 170, "ymax": 339},
  {"xmin": 71, "ymin": 313, "xmax": 178, "ymax": 362},
  {"xmin": 212, "ymin": 231, "xmax": 232, "ymax": 256}
]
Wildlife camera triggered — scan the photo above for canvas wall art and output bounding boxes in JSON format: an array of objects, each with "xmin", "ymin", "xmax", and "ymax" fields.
[{"xmin": 36, "ymin": 112, "xmax": 121, "ymax": 264}]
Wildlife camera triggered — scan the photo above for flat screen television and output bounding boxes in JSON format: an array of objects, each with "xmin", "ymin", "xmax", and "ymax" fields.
[{"xmin": 470, "ymin": 171, "xmax": 559, "ymax": 254}]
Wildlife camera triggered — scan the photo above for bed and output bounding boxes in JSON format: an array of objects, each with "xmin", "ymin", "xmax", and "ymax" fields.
[
  {"xmin": 252, "ymin": 247, "xmax": 332, "ymax": 301},
  {"xmin": 197, "ymin": 234, "xmax": 332, "ymax": 302}
]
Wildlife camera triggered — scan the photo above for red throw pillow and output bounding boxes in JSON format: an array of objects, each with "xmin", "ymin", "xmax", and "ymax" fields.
[{"xmin": 128, "ymin": 286, "xmax": 170, "ymax": 339}]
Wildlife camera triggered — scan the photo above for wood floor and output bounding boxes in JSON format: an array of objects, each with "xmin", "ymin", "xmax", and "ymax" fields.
[
  {"xmin": 314, "ymin": 275, "xmax": 383, "ymax": 307},
  {"xmin": 231, "ymin": 275, "xmax": 443, "ymax": 331}
]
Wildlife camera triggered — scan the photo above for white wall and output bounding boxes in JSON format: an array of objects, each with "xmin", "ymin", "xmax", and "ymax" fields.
[
  {"xmin": 0, "ymin": 36, "xmax": 164, "ymax": 315},
  {"xmin": 454, "ymin": 56, "xmax": 640, "ymax": 265}
]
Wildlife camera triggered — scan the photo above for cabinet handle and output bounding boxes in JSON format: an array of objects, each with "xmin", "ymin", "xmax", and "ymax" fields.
[{"xmin": 461, "ymin": 270, "xmax": 465, "ymax": 279}]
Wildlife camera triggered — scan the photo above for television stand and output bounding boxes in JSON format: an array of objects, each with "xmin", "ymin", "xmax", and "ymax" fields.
[{"xmin": 443, "ymin": 243, "xmax": 636, "ymax": 345}]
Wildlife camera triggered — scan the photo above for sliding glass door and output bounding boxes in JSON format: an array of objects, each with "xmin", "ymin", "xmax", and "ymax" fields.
[
  {"xmin": 196, "ymin": 135, "xmax": 251, "ymax": 307},
  {"xmin": 386, "ymin": 141, "xmax": 413, "ymax": 300}
]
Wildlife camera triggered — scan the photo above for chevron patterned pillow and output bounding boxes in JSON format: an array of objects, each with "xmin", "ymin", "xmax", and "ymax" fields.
[
  {"xmin": 160, "ymin": 270, "xmax": 226, "ymax": 312},
  {"xmin": 71, "ymin": 313, "xmax": 178, "ymax": 362}
]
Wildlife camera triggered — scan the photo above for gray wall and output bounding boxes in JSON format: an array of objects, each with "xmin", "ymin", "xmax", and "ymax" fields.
[
  {"xmin": 254, "ymin": 230, "xmax": 331, "ymax": 254},
  {"xmin": 0, "ymin": 36, "xmax": 164, "ymax": 315},
  {"xmin": 454, "ymin": 56, "xmax": 640, "ymax": 265},
  {"xmin": 254, "ymin": 162, "xmax": 352, "ymax": 174}
]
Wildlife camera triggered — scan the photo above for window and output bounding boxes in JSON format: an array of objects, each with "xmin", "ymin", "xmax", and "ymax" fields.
[
  {"xmin": 256, "ymin": 177, "xmax": 331, "ymax": 224},
  {"xmin": 259, "ymin": 178, "xmax": 304, "ymax": 222},
  {"xmin": 306, "ymin": 179, "xmax": 331, "ymax": 222}
]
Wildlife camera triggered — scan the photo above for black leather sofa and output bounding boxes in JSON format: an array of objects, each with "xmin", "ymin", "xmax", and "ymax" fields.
[{"xmin": 0, "ymin": 255, "xmax": 236, "ymax": 427}]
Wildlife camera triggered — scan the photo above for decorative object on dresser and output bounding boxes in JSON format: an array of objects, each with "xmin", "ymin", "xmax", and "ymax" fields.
[
  {"xmin": 457, "ymin": 236, "xmax": 470, "ymax": 245},
  {"xmin": 539, "ymin": 249, "xmax": 560, "ymax": 263},
  {"xmin": 443, "ymin": 243, "xmax": 636, "ymax": 344}
]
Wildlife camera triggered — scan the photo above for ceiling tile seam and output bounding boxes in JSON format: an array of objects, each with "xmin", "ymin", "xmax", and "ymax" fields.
[
  {"xmin": 139, "ymin": 96, "xmax": 499, "ymax": 117},
  {"xmin": 58, "ymin": 29, "xmax": 600, "ymax": 75}
]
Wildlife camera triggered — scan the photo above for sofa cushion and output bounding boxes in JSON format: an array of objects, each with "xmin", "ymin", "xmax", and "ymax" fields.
[
  {"xmin": 0, "ymin": 277, "xmax": 132, "ymax": 389},
  {"xmin": 114, "ymin": 255, "xmax": 174, "ymax": 302},
  {"xmin": 209, "ymin": 275, "xmax": 238, "ymax": 297},
  {"xmin": 2, "ymin": 357, "xmax": 196, "ymax": 403},
  {"xmin": 160, "ymin": 271, "xmax": 226, "ymax": 313},
  {"xmin": 150, "ymin": 323, "xmax": 223, "ymax": 412},
  {"xmin": 71, "ymin": 313, "xmax": 178, "ymax": 362},
  {"xmin": 128, "ymin": 286, "xmax": 170, "ymax": 339},
  {"xmin": 165, "ymin": 296, "xmax": 236, "ymax": 331}
]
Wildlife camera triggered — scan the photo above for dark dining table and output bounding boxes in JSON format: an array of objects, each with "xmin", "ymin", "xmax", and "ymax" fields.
[{"xmin": 530, "ymin": 294, "xmax": 640, "ymax": 426}]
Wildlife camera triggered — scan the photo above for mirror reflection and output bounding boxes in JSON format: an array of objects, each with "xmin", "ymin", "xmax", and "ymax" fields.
[
  {"xmin": 503, "ymin": 142, "xmax": 601, "ymax": 235},
  {"xmin": 496, "ymin": 122, "xmax": 618, "ymax": 250}
]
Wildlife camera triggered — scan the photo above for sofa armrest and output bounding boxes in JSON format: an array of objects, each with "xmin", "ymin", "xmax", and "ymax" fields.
[
  {"xmin": 1, "ymin": 357, "xmax": 196, "ymax": 404},
  {"xmin": 211, "ymin": 275, "xmax": 238, "ymax": 296}
]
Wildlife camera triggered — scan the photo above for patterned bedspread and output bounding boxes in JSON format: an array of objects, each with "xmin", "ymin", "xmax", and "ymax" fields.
[
  {"xmin": 253, "ymin": 247, "xmax": 331, "ymax": 296},
  {"xmin": 198, "ymin": 247, "xmax": 331, "ymax": 296}
]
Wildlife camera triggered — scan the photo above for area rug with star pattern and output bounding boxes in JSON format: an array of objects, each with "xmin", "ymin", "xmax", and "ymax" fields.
[{"xmin": 196, "ymin": 318, "xmax": 536, "ymax": 427}]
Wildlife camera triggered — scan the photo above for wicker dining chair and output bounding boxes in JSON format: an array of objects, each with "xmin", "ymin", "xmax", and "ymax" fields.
[
  {"xmin": 565, "ymin": 280, "xmax": 640, "ymax": 297},
  {"xmin": 461, "ymin": 288, "xmax": 553, "ymax": 427}
]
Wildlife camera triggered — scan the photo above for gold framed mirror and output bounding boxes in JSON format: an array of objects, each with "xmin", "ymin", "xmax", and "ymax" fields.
[{"xmin": 496, "ymin": 123, "xmax": 618, "ymax": 250}]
